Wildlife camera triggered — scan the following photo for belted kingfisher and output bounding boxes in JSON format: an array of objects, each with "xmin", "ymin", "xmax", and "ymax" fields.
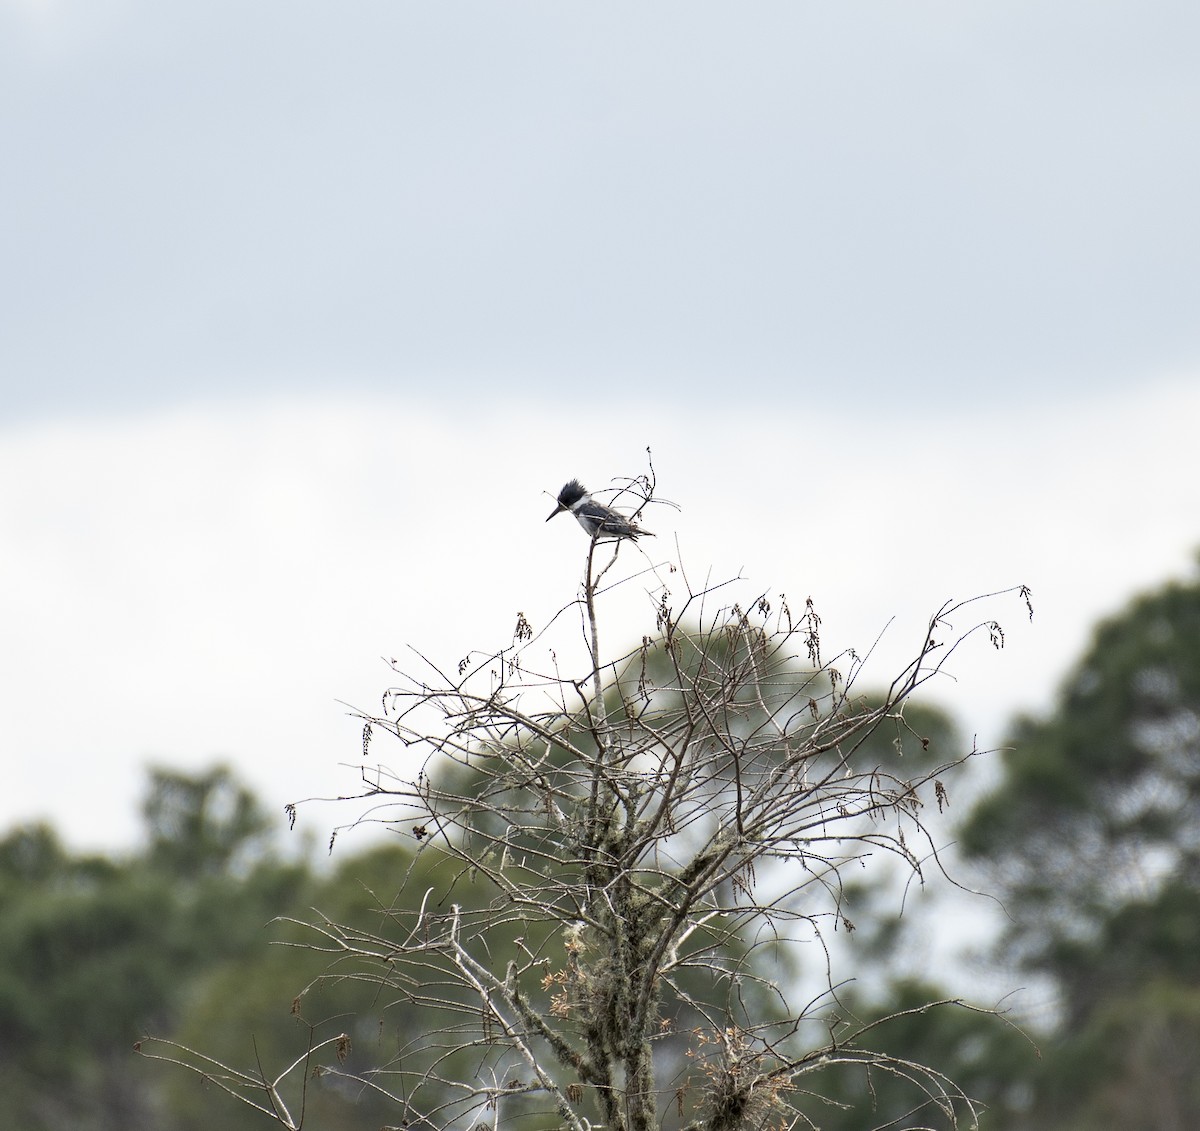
[{"xmin": 546, "ymin": 479, "xmax": 652, "ymax": 541}]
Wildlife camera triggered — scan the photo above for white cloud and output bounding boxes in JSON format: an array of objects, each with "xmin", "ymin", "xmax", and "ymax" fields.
[{"xmin": 3, "ymin": 378, "xmax": 1198, "ymax": 853}]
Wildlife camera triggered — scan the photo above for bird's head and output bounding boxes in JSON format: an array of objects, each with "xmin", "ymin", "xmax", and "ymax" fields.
[{"xmin": 546, "ymin": 478, "xmax": 588, "ymax": 522}]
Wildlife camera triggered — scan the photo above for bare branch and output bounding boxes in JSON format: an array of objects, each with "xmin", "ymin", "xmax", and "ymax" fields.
[{"xmin": 148, "ymin": 462, "xmax": 1029, "ymax": 1130}]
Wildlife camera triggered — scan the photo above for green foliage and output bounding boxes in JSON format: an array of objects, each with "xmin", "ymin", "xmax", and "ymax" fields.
[
  {"xmin": 0, "ymin": 762, "xmax": 610, "ymax": 1128},
  {"xmin": 790, "ymin": 980, "xmax": 1035, "ymax": 1131},
  {"xmin": 953, "ymin": 568, "xmax": 1200, "ymax": 1126},
  {"xmin": 0, "ymin": 768, "xmax": 307, "ymax": 1131},
  {"xmin": 1039, "ymin": 982, "xmax": 1200, "ymax": 1131},
  {"xmin": 960, "ymin": 573, "xmax": 1200, "ymax": 1017},
  {"xmin": 162, "ymin": 842, "xmax": 432, "ymax": 1131},
  {"xmin": 143, "ymin": 764, "xmax": 275, "ymax": 879}
]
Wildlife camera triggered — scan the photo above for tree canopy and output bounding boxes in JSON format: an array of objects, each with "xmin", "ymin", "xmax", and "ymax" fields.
[
  {"xmin": 954, "ymin": 568, "xmax": 1200, "ymax": 1127},
  {"xmin": 149, "ymin": 496, "xmax": 1027, "ymax": 1131},
  {"xmin": 960, "ymin": 573, "xmax": 1200, "ymax": 1019}
]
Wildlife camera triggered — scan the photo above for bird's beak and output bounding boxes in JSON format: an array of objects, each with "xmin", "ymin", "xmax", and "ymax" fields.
[{"xmin": 546, "ymin": 503, "xmax": 565, "ymax": 522}]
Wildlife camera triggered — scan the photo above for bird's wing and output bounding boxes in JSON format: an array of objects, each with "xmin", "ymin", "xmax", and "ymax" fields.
[{"xmin": 578, "ymin": 500, "xmax": 642, "ymax": 537}]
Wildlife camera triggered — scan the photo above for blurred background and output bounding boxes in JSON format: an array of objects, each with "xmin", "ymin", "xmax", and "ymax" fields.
[{"xmin": 3, "ymin": 2, "xmax": 1199, "ymax": 1128}]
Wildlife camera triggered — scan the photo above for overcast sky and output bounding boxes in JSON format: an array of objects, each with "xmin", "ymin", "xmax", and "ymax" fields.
[{"xmin": 3, "ymin": 1, "xmax": 1199, "ymax": 861}]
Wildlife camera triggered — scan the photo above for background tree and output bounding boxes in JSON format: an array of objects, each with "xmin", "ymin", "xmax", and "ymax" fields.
[
  {"xmin": 144, "ymin": 471, "xmax": 1031, "ymax": 1131},
  {"xmin": 159, "ymin": 840, "xmax": 438, "ymax": 1131},
  {"xmin": 0, "ymin": 767, "xmax": 307, "ymax": 1131},
  {"xmin": 957, "ymin": 566, "xmax": 1200, "ymax": 1128}
]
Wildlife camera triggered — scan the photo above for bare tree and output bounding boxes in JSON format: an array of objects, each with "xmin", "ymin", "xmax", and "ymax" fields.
[{"xmin": 140, "ymin": 466, "xmax": 1031, "ymax": 1131}]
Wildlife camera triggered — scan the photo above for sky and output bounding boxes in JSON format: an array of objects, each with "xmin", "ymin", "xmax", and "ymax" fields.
[{"xmin": 3, "ymin": 1, "xmax": 1200, "ymax": 867}]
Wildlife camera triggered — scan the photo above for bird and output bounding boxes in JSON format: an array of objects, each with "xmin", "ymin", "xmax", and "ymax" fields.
[{"xmin": 545, "ymin": 479, "xmax": 652, "ymax": 541}]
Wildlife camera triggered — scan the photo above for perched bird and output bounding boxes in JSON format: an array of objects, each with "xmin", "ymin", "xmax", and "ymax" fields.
[{"xmin": 546, "ymin": 479, "xmax": 652, "ymax": 541}]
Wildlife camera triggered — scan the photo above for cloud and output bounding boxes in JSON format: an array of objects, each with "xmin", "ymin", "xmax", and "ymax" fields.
[
  {"xmin": 4, "ymin": 2, "xmax": 1199, "ymax": 421},
  {"xmin": 3, "ymin": 378, "xmax": 1197, "ymax": 851}
]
